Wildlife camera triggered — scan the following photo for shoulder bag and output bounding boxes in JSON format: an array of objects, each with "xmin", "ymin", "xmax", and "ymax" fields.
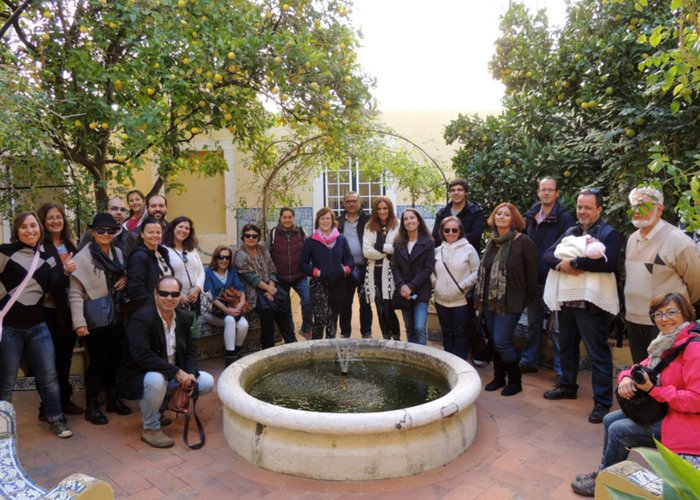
[
  {"xmin": 168, "ymin": 382, "xmax": 205, "ymax": 449},
  {"xmin": 617, "ymin": 335, "xmax": 700, "ymax": 424},
  {"xmin": 440, "ymin": 247, "xmax": 468, "ymax": 298},
  {"xmin": 84, "ymin": 295, "xmax": 116, "ymax": 330}
]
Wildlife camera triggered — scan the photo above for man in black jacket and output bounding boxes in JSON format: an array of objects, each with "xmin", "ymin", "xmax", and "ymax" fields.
[
  {"xmin": 541, "ymin": 189, "xmax": 621, "ymax": 425},
  {"xmin": 521, "ymin": 177, "xmax": 574, "ymax": 377},
  {"xmin": 336, "ymin": 192, "xmax": 372, "ymax": 338},
  {"xmin": 117, "ymin": 276, "xmax": 214, "ymax": 448},
  {"xmin": 431, "ymin": 179, "xmax": 485, "ymax": 250}
]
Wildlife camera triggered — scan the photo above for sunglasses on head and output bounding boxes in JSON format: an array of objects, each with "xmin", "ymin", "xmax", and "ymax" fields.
[
  {"xmin": 442, "ymin": 227, "xmax": 459, "ymax": 234},
  {"xmin": 217, "ymin": 254, "xmax": 232, "ymax": 260},
  {"xmin": 156, "ymin": 290, "xmax": 180, "ymax": 298},
  {"xmin": 95, "ymin": 227, "xmax": 119, "ymax": 235},
  {"xmin": 243, "ymin": 233, "xmax": 259, "ymax": 239}
]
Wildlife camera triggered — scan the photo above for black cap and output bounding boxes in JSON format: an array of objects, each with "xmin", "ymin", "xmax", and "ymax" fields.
[{"xmin": 89, "ymin": 213, "xmax": 119, "ymax": 228}]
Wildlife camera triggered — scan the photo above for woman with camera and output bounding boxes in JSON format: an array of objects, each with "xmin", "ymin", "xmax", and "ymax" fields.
[{"xmin": 571, "ymin": 292, "xmax": 700, "ymax": 496}]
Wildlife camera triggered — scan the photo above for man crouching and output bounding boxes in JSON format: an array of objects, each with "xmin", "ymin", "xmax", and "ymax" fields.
[{"xmin": 117, "ymin": 276, "xmax": 214, "ymax": 448}]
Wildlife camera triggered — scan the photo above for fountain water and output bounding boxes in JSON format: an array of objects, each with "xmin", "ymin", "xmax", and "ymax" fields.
[
  {"xmin": 218, "ymin": 339, "xmax": 481, "ymax": 480},
  {"xmin": 334, "ymin": 339, "xmax": 353, "ymax": 374}
]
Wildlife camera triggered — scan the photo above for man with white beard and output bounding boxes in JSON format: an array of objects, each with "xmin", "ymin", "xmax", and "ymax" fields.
[{"xmin": 624, "ymin": 186, "xmax": 700, "ymax": 363}]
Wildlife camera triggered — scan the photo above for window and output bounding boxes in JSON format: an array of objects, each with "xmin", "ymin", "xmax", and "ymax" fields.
[{"xmin": 324, "ymin": 159, "xmax": 386, "ymax": 216}]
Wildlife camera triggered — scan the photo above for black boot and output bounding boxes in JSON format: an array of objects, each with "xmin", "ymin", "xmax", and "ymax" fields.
[
  {"xmin": 501, "ymin": 361, "xmax": 523, "ymax": 396},
  {"xmin": 106, "ymin": 390, "xmax": 132, "ymax": 415},
  {"xmin": 225, "ymin": 349, "xmax": 238, "ymax": 367},
  {"xmin": 85, "ymin": 398, "xmax": 108, "ymax": 425},
  {"xmin": 484, "ymin": 352, "xmax": 506, "ymax": 391}
]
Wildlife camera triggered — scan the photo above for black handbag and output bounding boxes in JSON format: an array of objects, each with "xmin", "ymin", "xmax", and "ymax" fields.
[
  {"xmin": 391, "ymin": 289, "xmax": 412, "ymax": 310},
  {"xmin": 83, "ymin": 295, "xmax": 115, "ymax": 330},
  {"xmin": 255, "ymin": 286, "xmax": 290, "ymax": 313},
  {"xmin": 470, "ymin": 311, "xmax": 492, "ymax": 363},
  {"xmin": 617, "ymin": 335, "xmax": 700, "ymax": 424}
]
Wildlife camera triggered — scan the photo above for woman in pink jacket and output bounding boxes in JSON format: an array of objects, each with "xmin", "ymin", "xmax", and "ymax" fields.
[{"xmin": 571, "ymin": 292, "xmax": 700, "ymax": 496}]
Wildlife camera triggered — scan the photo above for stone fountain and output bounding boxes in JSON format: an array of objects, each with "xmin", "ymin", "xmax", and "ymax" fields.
[{"xmin": 217, "ymin": 339, "xmax": 481, "ymax": 481}]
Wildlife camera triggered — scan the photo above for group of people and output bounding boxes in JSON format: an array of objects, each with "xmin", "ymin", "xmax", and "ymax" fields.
[
  {"xmin": 1, "ymin": 178, "xmax": 699, "ymax": 477},
  {"xmin": 0, "ymin": 192, "xmax": 218, "ymax": 447}
]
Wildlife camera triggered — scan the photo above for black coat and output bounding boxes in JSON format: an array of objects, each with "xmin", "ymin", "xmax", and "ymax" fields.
[
  {"xmin": 116, "ymin": 305, "xmax": 198, "ymax": 400},
  {"xmin": 126, "ymin": 244, "xmax": 173, "ymax": 313},
  {"xmin": 391, "ymin": 236, "xmax": 436, "ymax": 302},
  {"xmin": 432, "ymin": 201, "xmax": 485, "ymax": 250},
  {"xmin": 524, "ymin": 201, "xmax": 575, "ymax": 284}
]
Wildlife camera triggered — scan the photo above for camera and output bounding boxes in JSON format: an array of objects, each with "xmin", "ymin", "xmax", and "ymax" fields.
[{"xmin": 630, "ymin": 364, "xmax": 657, "ymax": 385}]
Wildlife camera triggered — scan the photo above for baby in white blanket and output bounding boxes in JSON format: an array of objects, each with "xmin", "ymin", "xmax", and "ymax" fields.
[
  {"xmin": 543, "ymin": 234, "xmax": 619, "ymax": 314},
  {"xmin": 555, "ymin": 234, "xmax": 607, "ymax": 262}
]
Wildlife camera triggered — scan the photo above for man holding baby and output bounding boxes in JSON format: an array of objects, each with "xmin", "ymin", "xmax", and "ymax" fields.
[
  {"xmin": 541, "ymin": 188, "xmax": 622, "ymax": 424},
  {"xmin": 623, "ymin": 186, "xmax": 700, "ymax": 364}
]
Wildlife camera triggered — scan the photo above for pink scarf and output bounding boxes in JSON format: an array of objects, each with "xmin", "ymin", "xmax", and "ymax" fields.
[{"xmin": 312, "ymin": 228, "xmax": 340, "ymax": 249}]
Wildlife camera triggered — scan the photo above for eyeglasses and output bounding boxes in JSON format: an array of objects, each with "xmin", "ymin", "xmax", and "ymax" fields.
[
  {"xmin": 650, "ymin": 309, "xmax": 681, "ymax": 321},
  {"xmin": 243, "ymin": 233, "xmax": 259, "ymax": 239},
  {"xmin": 156, "ymin": 290, "xmax": 180, "ymax": 298},
  {"xmin": 442, "ymin": 227, "xmax": 459, "ymax": 234},
  {"xmin": 216, "ymin": 255, "xmax": 232, "ymax": 261},
  {"xmin": 180, "ymin": 251, "xmax": 189, "ymax": 263},
  {"xmin": 95, "ymin": 227, "xmax": 119, "ymax": 235},
  {"xmin": 109, "ymin": 206, "xmax": 128, "ymax": 212},
  {"xmin": 539, "ymin": 188, "xmax": 557, "ymax": 193}
]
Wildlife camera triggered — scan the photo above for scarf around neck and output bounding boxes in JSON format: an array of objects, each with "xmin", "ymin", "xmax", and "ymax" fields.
[
  {"xmin": 88, "ymin": 241, "xmax": 125, "ymax": 288},
  {"xmin": 647, "ymin": 321, "xmax": 690, "ymax": 369},
  {"xmin": 313, "ymin": 227, "xmax": 340, "ymax": 249},
  {"xmin": 475, "ymin": 228, "xmax": 517, "ymax": 314}
]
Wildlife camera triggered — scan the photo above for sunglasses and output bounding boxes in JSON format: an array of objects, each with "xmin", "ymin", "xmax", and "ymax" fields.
[
  {"xmin": 442, "ymin": 227, "xmax": 459, "ymax": 234},
  {"xmin": 95, "ymin": 227, "xmax": 119, "ymax": 235},
  {"xmin": 243, "ymin": 233, "xmax": 259, "ymax": 239},
  {"xmin": 217, "ymin": 255, "xmax": 232, "ymax": 260},
  {"xmin": 156, "ymin": 290, "xmax": 180, "ymax": 298}
]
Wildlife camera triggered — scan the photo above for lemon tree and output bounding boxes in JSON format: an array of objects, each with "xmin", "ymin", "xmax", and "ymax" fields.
[{"xmin": 1, "ymin": 0, "xmax": 373, "ymax": 210}]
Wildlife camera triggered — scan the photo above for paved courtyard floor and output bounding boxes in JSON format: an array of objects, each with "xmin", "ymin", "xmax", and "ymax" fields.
[{"xmin": 11, "ymin": 338, "xmax": 620, "ymax": 500}]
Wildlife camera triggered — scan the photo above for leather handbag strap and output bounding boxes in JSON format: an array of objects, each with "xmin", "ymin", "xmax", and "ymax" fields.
[
  {"xmin": 440, "ymin": 247, "xmax": 464, "ymax": 294},
  {"xmin": 182, "ymin": 384, "xmax": 205, "ymax": 450}
]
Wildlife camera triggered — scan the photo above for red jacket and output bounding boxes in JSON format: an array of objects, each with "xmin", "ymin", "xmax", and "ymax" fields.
[{"xmin": 619, "ymin": 323, "xmax": 700, "ymax": 455}]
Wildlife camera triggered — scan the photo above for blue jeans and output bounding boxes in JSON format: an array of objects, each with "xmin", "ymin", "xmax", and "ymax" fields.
[
  {"xmin": 522, "ymin": 286, "xmax": 562, "ymax": 375},
  {"xmin": 600, "ymin": 410, "xmax": 662, "ymax": 469},
  {"xmin": 279, "ymin": 277, "xmax": 312, "ymax": 333},
  {"xmin": 483, "ymin": 305, "xmax": 521, "ymax": 364},
  {"xmin": 0, "ymin": 322, "xmax": 64, "ymax": 422},
  {"xmin": 435, "ymin": 303, "xmax": 471, "ymax": 358},
  {"xmin": 140, "ymin": 371, "xmax": 214, "ymax": 430},
  {"xmin": 402, "ymin": 301, "xmax": 429, "ymax": 345},
  {"xmin": 559, "ymin": 305, "xmax": 613, "ymax": 407}
]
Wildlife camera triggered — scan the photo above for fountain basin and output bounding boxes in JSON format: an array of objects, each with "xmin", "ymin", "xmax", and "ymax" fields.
[{"xmin": 217, "ymin": 339, "xmax": 481, "ymax": 481}]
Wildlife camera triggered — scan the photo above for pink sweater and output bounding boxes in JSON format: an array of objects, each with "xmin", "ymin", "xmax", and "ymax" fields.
[{"xmin": 619, "ymin": 323, "xmax": 700, "ymax": 456}]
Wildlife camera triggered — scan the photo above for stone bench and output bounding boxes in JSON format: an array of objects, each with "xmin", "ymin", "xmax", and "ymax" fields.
[{"xmin": 0, "ymin": 400, "xmax": 114, "ymax": 499}]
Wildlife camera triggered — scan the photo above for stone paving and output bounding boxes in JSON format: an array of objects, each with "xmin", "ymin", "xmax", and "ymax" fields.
[{"xmin": 9, "ymin": 340, "xmax": 619, "ymax": 499}]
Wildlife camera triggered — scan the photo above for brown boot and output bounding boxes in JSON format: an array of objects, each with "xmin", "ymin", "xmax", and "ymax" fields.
[{"xmin": 141, "ymin": 428, "xmax": 174, "ymax": 448}]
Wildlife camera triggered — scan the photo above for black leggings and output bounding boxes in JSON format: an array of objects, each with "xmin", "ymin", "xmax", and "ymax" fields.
[
  {"xmin": 83, "ymin": 324, "xmax": 124, "ymax": 399},
  {"xmin": 374, "ymin": 267, "xmax": 400, "ymax": 340}
]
